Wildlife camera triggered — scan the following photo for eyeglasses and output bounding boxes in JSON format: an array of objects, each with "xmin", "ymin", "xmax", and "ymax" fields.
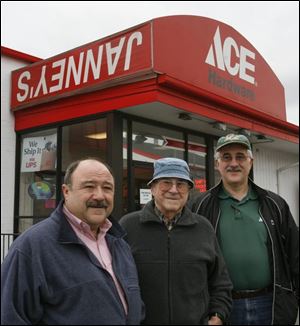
[
  {"xmin": 219, "ymin": 153, "xmax": 249, "ymax": 163},
  {"xmin": 157, "ymin": 179, "xmax": 190, "ymax": 192}
]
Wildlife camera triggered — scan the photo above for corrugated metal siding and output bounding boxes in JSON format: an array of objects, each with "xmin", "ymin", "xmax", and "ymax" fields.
[
  {"xmin": 278, "ymin": 163, "xmax": 299, "ymax": 226},
  {"xmin": 253, "ymin": 145, "xmax": 299, "ymax": 225}
]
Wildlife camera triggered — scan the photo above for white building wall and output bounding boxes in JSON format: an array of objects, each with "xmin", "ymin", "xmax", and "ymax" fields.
[
  {"xmin": 277, "ymin": 163, "xmax": 299, "ymax": 226},
  {"xmin": 1, "ymin": 55, "xmax": 29, "ymax": 233},
  {"xmin": 253, "ymin": 145, "xmax": 299, "ymax": 225}
]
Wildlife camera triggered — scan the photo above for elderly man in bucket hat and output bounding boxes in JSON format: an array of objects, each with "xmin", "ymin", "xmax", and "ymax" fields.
[
  {"xmin": 190, "ymin": 134, "xmax": 299, "ymax": 325},
  {"xmin": 120, "ymin": 157, "xmax": 232, "ymax": 325}
]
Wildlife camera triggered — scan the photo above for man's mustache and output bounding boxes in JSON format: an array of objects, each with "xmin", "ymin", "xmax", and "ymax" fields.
[
  {"xmin": 86, "ymin": 200, "xmax": 108, "ymax": 209},
  {"xmin": 226, "ymin": 168, "xmax": 242, "ymax": 172}
]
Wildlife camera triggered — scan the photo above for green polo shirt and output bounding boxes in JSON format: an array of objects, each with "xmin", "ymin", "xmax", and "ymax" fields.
[{"xmin": 217, "ymin": 185, "xmax": 272, "ymax": 290}]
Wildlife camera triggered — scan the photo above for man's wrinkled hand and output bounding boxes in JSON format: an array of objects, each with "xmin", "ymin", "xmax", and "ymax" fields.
[{"xmin": 208, "ymin": 315, "xmax": 223, "ymax": 325}]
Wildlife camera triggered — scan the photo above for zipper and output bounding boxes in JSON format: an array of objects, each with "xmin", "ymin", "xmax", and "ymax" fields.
[
  {"xmin": 197, "ymin": 193, "xmax": 220, "ymax": 232},
  {"xmin": 265, "ymin": 196, "xmax": 293, "ymax": 291},
  {"xmin": 215, "ymin": 209, "xmax": 221, "ymax": 232},
  {"xmin": 167, "ymin": 230, "xmax": 172, "ymax": 324},
  {"xmin": 259, "ymin": 207, "xmax": 275, "ymax": 325},
  {"xmin": 195, "ymin": 193, "xmax": 211, "ymax": 214},
  {"xmin": 108, "ymin": 238, "xmax": 128, "ymax": 317}
]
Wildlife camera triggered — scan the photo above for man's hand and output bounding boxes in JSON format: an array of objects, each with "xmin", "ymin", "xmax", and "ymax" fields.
[{"xmin": 208, "ymin": 315, "xmax": 223, "ymax": 325}]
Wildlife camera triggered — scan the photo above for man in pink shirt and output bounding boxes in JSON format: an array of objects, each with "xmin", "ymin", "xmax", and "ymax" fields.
[
  {"xmin": 62, "ymin": 158, "xmax": 129, "ymax": 313},
  {"xmin": 1, "ymin": 158, "xmax": 144, "ymax": 325}
]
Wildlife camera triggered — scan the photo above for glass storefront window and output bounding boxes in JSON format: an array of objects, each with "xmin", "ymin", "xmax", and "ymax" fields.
[
  {"xmin": 130, "ymin": 122, "xmax": 184, "ymax": 211},
  {"xmin": 16, "ymin": 115, "xmax": 219, "ymax": 231},
  {"xmin": 132, "ymin": 122, "xmax": 184, "ymax": 162},
  {"xmin": 188, "ymin": 135, "xmax": 207, "ymax": 195},
  {"xmin": 122, "ymin": 121, "xmax": 128, "ymax": 214},
  {"xmin": 19, "ymin": 129, "xmax": 57, "ymax": 232},
  {"xmin": 17, "ymin": 118, "xmax": 107, "ymax": 233},
  {"xmin": 214, "ymin": 139, "xmax": 221, "ymax": 185},
  {"xmin": 62, "ymin": 119, "xmax": 107, "ymax": 171}
]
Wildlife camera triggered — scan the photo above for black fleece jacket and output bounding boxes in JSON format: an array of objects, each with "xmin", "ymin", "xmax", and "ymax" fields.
[{"xmin": 120, "ymin": 200, "xmax": 233, "ymax": 325}]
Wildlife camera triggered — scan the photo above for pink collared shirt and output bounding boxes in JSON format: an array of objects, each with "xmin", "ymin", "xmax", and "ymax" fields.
[{"xmin": 63, "ymin": 205, "xmax": 128, "ymax": 314}]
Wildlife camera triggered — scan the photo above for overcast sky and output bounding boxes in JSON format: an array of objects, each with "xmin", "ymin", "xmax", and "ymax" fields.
[{"xmin": 1, "ymin": 1, "xmax": 299, "ymax": 126}]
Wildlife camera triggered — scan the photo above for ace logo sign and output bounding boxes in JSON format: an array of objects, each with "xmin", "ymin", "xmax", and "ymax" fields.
[{"xmin": 205, "ymin": 26, "xmax": 256, "ymax": 85}]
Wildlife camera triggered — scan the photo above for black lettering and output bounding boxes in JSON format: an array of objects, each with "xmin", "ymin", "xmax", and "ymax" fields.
[{"xmin": 208, "ymin": 69, "xmax": 255, "ymax": 101}]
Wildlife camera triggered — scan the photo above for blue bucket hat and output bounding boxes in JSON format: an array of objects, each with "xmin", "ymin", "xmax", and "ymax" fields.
[{"xmin": 147, "ymin": 158, "xmax": 194, "ymax": 187}]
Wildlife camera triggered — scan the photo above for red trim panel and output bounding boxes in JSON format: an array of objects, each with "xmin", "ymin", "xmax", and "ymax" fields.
[
  {"xmin": 1, "ymin": 46, "xmax": 41, "ymax": 63},
  {"xmin": 14, "ymin": 75, "xmax": 298, "ymax": 144},
  {"xmin": 14, "ymin": 79, "xmax": 158, "ymax": 130}
]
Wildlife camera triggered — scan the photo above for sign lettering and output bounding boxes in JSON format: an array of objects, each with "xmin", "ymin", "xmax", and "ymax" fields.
[
  {"xmin": 205, "ymin": 26, "xmax": 255, "ymax": 84},
  {"xmin": 11, "ymin": 25, "xmax": 151, "ymax": 110}
]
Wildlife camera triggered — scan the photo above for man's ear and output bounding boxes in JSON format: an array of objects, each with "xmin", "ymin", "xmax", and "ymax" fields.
[
  {"xmin": 249, "ymin": 158, "xmax": 254, "ymax": 167},
  {"xmin": 150, "ymin": 183, "xmax": 156, "ymax": 197},
  {"xmin": 61, "ymin": 184, "xmax": 69, "ymax": 199}
]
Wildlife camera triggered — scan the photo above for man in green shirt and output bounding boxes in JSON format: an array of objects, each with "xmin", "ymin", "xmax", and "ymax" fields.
[{"xmin": 190, "ymin": 134, "xmax": 299, "ymax": 325}]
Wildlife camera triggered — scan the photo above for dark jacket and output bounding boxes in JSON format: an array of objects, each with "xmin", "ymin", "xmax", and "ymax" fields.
[
  {"xmin": 1, "ymin": 201, "xmax": 144, "ymax": 325},
  {"xmin": 189, "ymin": 180, "xmax": 299, "ymax": 325},
  {"xmin": 119, "ymin": 200, "xmax": 232, "ymax": 325}
]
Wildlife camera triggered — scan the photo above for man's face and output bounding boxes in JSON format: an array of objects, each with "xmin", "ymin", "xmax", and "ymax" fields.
[
  {"xmin": 151, "ymin": 178, "xmax": 190, "ymax": 218},
  {"xmin": 216, "ymin": 144, "xmax": 253, "ymax": 187},
  {"xmin": 62, "ymin": 160, "xmax": 114, "ymax": 232}
]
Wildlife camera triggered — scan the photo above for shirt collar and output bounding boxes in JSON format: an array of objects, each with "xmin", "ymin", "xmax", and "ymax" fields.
[
  {"xmin": 63, "ymin": 204, "xmax": 112, "ymax": 238},
  {"xmin": 154, "ymin": 205, "xmax": 182, "ymax": 230},
  {"xmin": 218, "ymin": 183, "xmax": 258, "ymax": 202},
  {"xmin": 248, "ymin": 184, "xmax": 258, "ymax": 200}
]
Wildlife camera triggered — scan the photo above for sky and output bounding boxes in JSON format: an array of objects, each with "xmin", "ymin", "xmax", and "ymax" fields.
[{"xmin": 1, "ymin": 1, "xmax": 299, "ymax": 126}]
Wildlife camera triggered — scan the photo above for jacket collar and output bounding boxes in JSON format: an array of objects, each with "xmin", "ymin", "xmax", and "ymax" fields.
[
  {"xmin": 210, "ymin": 178, "xmax": 268, "ymax": 198},
  {"xmin": 140, "ymin": 200, "xmax": 199, "ymax": 226},
  {"xmin": 51, "ymin": 200, "xmax": 126, "ymax": 243}
]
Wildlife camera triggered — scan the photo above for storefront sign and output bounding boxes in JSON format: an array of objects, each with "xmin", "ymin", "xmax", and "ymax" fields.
[
  {"xmin": 194, "ymin": 179, "xmax": 207, "ymax": 193},
  {"xmin": 205, "ymin": 26, "xmax": 255, "ymax": 85},
  {"xmin": 153, "ymin": 16, "xmax": 286, "ymax": 120},
  {"xmin": 21, "ymin": 134, "xmax": 57, "ymax": 172},
  {"xmin": 11, "ymin": 16, "xmax": 286, "ymax": 121},
  {"xmin": 140, "ymin": 189, "xmax": 152, "ymax": 204},
  {"xmin": 11, "ymin": 24, "xmax": 152, "ymax": 110}
]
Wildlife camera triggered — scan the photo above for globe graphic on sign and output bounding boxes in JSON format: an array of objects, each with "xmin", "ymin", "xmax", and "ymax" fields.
[{"xmin": 28, "ymin": 182, "xmax": 54, "ymax": 200}]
